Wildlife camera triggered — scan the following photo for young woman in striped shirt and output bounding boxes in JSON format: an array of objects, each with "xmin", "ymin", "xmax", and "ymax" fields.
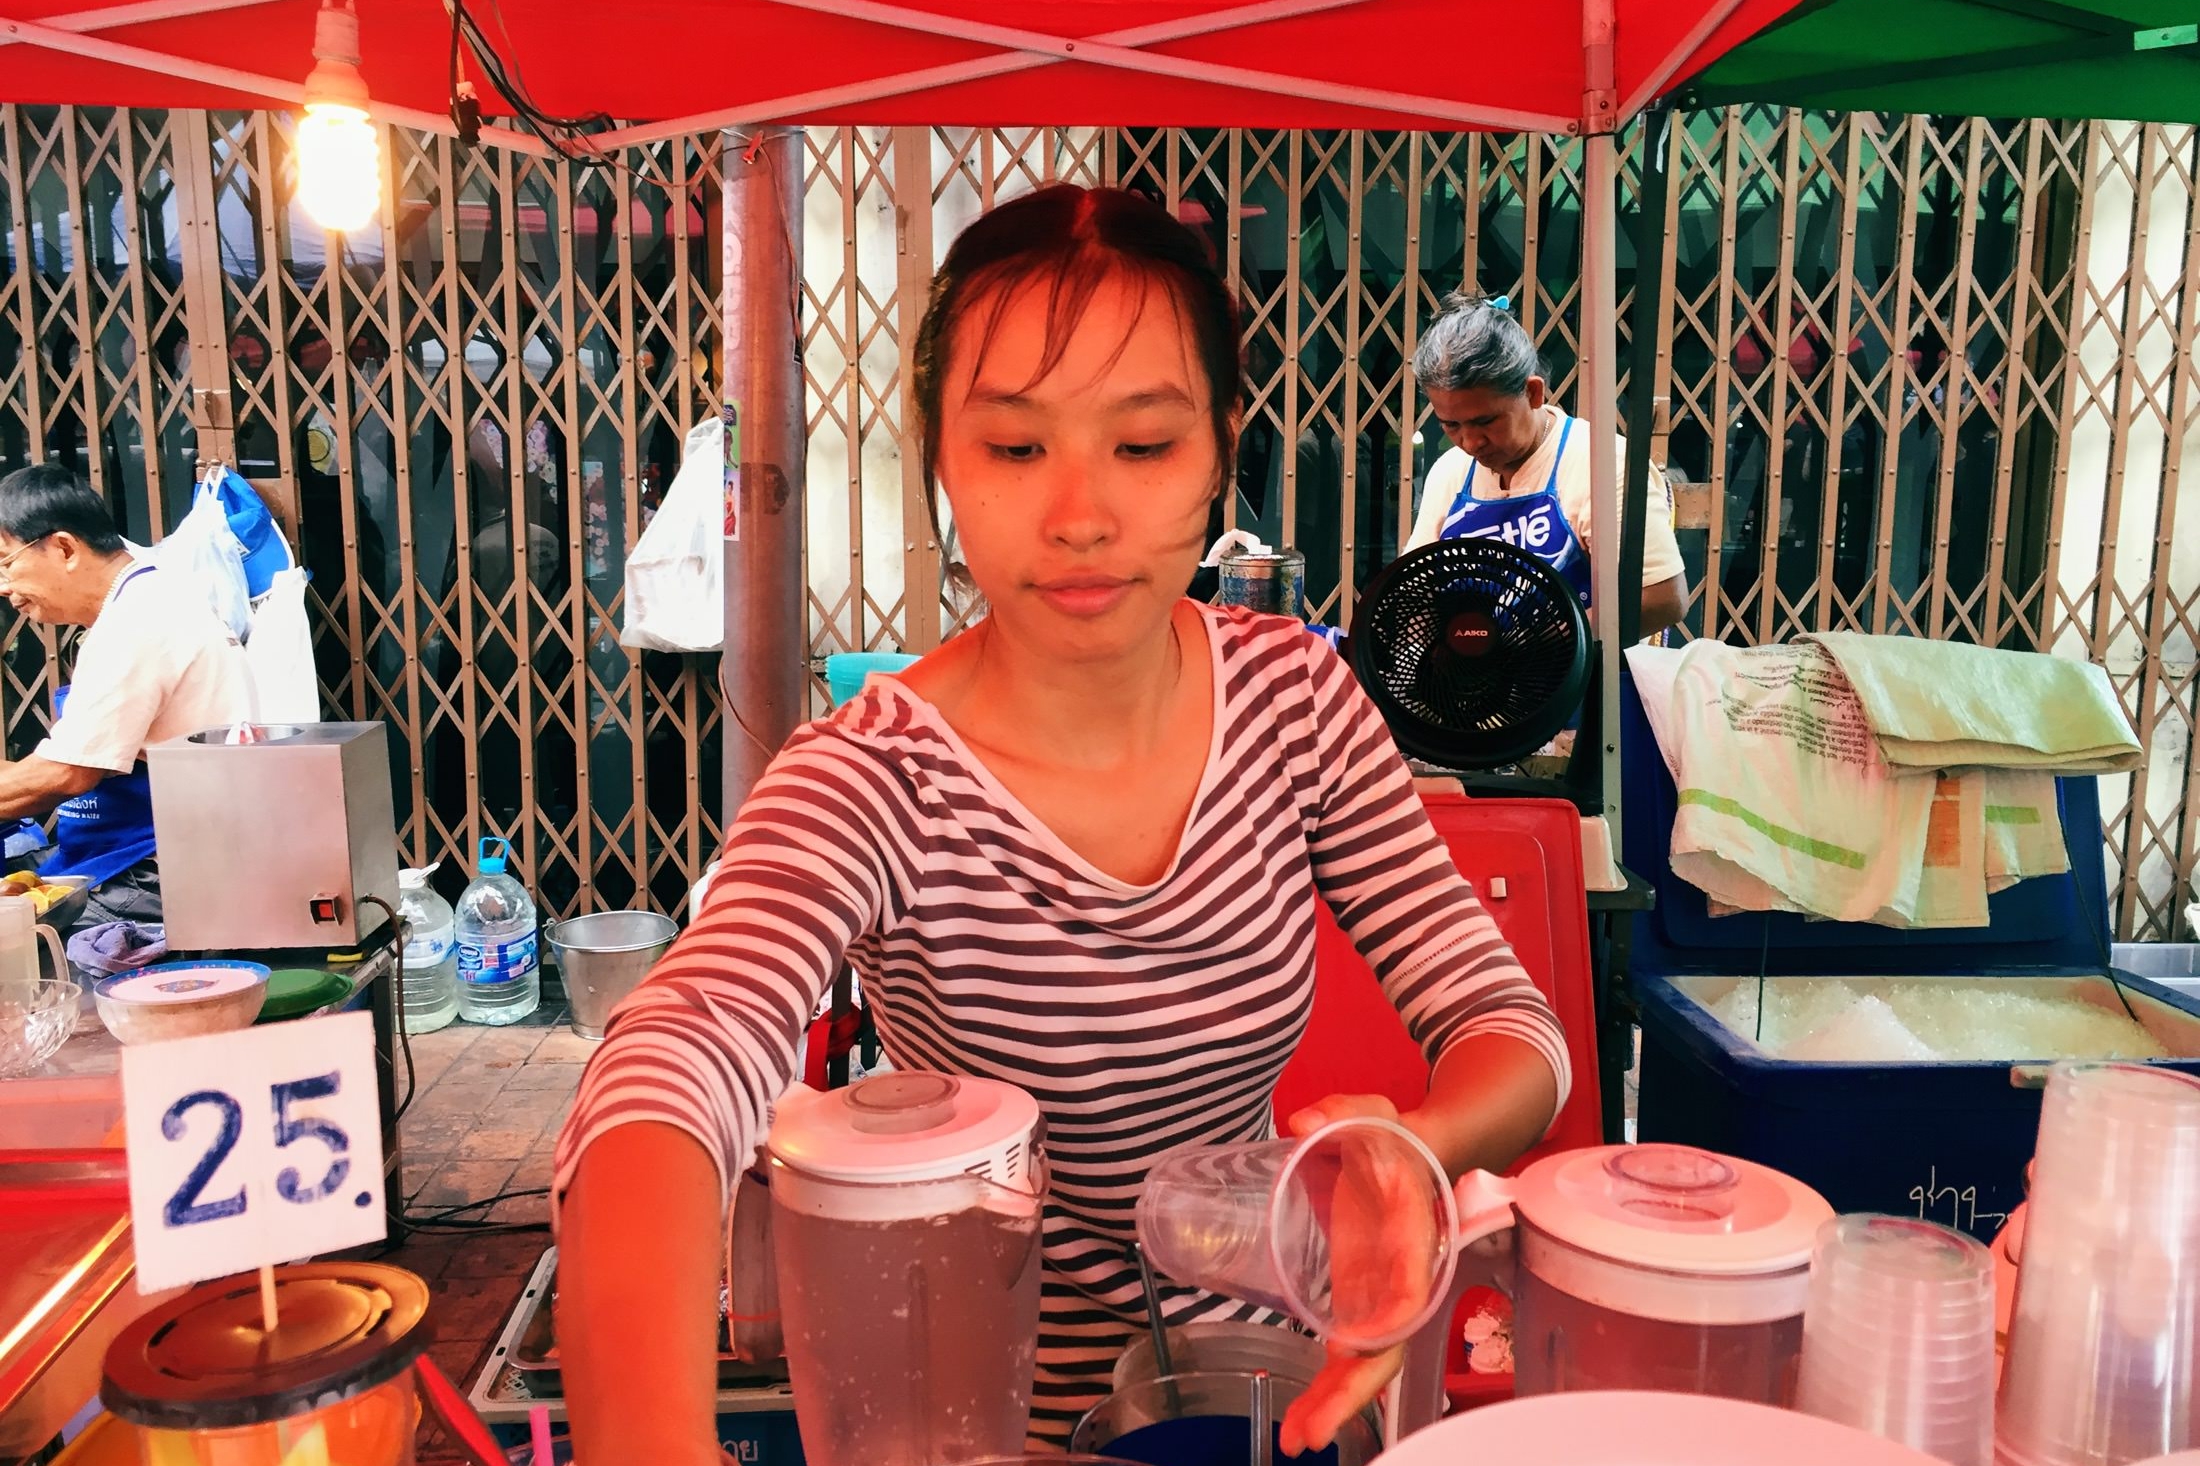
[{"xmin": 553, "ymin": 184, "xmax": 1568, "ymax": 1465}]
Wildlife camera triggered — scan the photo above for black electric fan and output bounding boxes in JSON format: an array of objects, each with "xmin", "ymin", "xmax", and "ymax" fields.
[{"xmin": 1347, "ymin": 537, "xmax": 1594, "ymax": 790}]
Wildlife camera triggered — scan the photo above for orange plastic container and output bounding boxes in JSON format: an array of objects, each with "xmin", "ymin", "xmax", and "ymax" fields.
[{"xmin": 100, "ymin": 1264, "xmax": 430, "ymax": 1466}]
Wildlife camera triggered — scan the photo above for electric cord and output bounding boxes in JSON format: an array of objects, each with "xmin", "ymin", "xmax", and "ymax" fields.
[
  {"xmin": 398, "ymin": 1185, "xmax": 553, "ymax": 1236},
  {"xmin": 442, "ymin": 0, "xmax": 628, "ymax": 173},
  {"xmin": 359, "ymin": 892, "xmax": 419, "ymax": 1122}
]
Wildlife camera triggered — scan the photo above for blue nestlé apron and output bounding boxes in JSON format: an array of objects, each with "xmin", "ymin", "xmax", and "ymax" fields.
[
  {"xmin": 41, "ymin": 564, "xmax": 160, "ymax": 888},
  {"xmin": 1436, "ymin": 415, "xmax": 1592, "ymax": 609}
]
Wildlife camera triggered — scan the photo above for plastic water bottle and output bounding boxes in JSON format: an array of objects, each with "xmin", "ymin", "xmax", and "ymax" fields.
[
  {"xmin": 454, "ymin": 837, "xmax": 541, "ymax": 1025},
  {"xmin": 396, "ymin": 865, "xmax": 459, "ymax": 1034}
]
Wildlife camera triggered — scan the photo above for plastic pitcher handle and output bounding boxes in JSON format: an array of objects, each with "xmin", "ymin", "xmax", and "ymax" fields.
[
  {"xmin": 1452, "ymin": 1168, "xmax": 1519, "ymax": 1247},
  {"xmin": 1384, "ymin": 1170, "xmax": 1520, "ymax": 1449},
  {"xmin": 32, "ymin": 925, "xmax": 63, "ymax": 985}
]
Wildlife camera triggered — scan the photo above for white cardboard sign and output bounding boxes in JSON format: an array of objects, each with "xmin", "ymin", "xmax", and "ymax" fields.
[{"xmin": 120, "ymin": 1010, "xmax": 387, "ymax": 1293}]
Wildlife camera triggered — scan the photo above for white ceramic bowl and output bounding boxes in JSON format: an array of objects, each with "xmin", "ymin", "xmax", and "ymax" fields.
[
  {"xmin": 94, "ymin": 960, "xmax": 269, "ymax": 1044},
  {"xmin": 1373, "ymin": 1392, "xmax": 1946, "ymax": 1466}
]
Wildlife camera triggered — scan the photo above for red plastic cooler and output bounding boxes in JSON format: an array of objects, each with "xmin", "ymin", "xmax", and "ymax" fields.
[
  {"xmin": 1274, "ymin": 793, "xmax": 1603, "ymax": 1409},
  {"xmin": 1274, "ymin": 793, "xmax": 1602, "ymax": 1157}
]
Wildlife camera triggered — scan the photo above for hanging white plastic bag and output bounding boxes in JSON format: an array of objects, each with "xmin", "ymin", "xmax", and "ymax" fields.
[
  {"xmin": 150, "ymin": 474, "xmax": 254, "ymax": 643},
  {"xmin": 621, "ymin": 417, "xmax": 724, "ymax": 653},
  {"xmin": 244, "ymin": 567, "xmax": 321, "ymax": 724}
]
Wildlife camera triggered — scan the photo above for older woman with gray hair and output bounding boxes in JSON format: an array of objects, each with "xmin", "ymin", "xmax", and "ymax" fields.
[{"xmin": 1404, "ymin": 291, "xmax": 1691, "ymax": 637}]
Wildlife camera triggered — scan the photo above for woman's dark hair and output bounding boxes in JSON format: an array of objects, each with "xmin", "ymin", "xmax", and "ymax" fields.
[
  {"xmin": 911, "ymin": 185, "xmax": 1244, "ymax": 603},
  {"xmin": 1412, "ymin": 290, "xmax": 1543, "ymax": 397},
  {"xmin": 0, "ymin": 462, "xmax": 124, "ymax": 554}
]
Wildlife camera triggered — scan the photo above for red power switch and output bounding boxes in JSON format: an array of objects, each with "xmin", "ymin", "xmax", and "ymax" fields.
[{"xmin": 310, "ymin": 895, "xmax": 342, "ymax": 924}]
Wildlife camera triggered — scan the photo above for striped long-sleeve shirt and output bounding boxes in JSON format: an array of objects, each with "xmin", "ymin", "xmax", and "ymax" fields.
[{"xmin": 551, "ymin": 603, "xmax": 1569, "ymax": 1440}]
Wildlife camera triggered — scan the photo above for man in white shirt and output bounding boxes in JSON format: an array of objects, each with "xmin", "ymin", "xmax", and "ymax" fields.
[
  {"xmin": 1404, "ymin": 291, "xmax": 1692, "ymax": 638},
  {"xmin": 0, "ymin": 464, "xmax": 254, "ymax": 924}
]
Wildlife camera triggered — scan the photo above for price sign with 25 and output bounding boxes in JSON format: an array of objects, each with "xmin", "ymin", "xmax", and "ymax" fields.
[{"xmin": 120, "ymin": 1011, "xmax": 387, "ymax": 1293}]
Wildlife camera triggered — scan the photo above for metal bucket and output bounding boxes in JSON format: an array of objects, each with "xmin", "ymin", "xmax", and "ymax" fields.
[
  {"xmin": 545, "ymin": 911, "xmax": 677, "ymax": 1039},
  {"xmin": 1111, "ymin": 1321, "xmax": 1327, "ymax": 1393},
  {"xmin": 1074, "ymin": 1364, "xmax": 1380, "ymax": 1466}
]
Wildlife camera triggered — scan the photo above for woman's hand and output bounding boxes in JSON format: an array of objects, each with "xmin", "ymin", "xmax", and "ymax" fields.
[{"xmin": 1275, "ymin": 1093, "xmax": 1444, "ymax": 1457}]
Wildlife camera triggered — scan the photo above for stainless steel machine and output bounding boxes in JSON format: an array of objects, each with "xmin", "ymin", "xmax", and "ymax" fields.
[
  {"xmin": 145, "ymin": 720, "xmax": 409, "ymax": 1230},
  {"xmin": 145, "ymin": 721, "xmax": 400, "ymax": 951}
]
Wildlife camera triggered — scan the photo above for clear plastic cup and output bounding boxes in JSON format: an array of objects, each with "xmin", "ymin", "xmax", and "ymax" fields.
[
  {"xmin": 1997, "ymin": 1063, "xmax": 2200, "ymax": 1466},
  {"xmin": 1135, "ymin": 1117, "xmax": 1458, "ymax": 1352},
  {"xmin": 1797, "ymin": 1215, "xmax": 1996, "ymax": 1466}
]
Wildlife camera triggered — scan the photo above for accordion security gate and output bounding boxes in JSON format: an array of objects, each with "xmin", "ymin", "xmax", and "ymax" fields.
[{"xmin": 0, "ymin": 109, "xmax": 2193, "ymax": 935}]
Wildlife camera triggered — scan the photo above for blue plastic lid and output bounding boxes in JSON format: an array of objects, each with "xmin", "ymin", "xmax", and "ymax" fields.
[{"xmin": 478, "ymin": 836, "xmax": 510, "ymax": 876}]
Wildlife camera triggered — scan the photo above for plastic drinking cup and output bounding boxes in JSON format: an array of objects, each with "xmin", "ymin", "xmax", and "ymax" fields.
[
  {"xmin": 1997, "ymin": 1063, "xmax": 2200, "ymax": 1466},
  {"xmin": 1135, "ymin": 1117, "xmax": 1459, "ymax": 1352}
]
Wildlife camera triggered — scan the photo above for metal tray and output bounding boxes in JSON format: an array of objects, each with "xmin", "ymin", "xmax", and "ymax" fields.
[
  {"xmin": 497, "ymin": 1246, "xmax": 788, "ymax": 1386},
  {"xmin": 38, "ymin": 875, "xmax": 90, "ymax": 935},
  {"xmin": 467, "ymin": 1248, "xmax": 793, "ymax": 1426}
]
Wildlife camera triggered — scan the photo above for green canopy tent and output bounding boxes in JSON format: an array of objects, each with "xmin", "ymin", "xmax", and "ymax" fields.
[
  {"xmin": 1611, "ymin": 0, "xmax": 2200, "ymax": 651},
  {"xmin": 1683, "ymin": 0, "xmax": 2198, "ymax": 123}
]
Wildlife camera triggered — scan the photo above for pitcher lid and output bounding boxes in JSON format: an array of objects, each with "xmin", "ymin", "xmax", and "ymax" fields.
[
  {"xmin": 102, "ymin": 1263, "xmax": 430, "ymax": 1428},
  {"xmin": 766, "ymin": 1071, "xmax": 1040, "ymax": 1185},
  {"xmin": 1512, "ymin": 1144, "xmax": 1831, "ymax": 1276}
]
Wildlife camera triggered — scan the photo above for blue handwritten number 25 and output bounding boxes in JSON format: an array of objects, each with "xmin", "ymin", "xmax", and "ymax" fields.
[{"xmin": 160, "ymin": 1073, "xmax": 352, "ymax": 1227}]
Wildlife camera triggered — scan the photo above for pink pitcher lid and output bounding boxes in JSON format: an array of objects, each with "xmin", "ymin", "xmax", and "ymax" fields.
[{"xmin": 1512, "ymin": 1143, "xmax": 1831, "ymax": 1277}]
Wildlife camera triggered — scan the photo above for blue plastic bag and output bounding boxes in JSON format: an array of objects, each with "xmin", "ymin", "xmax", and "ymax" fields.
[{"xmin": 204, "ymin": 467, "xmax": 293, "ymax": 599}]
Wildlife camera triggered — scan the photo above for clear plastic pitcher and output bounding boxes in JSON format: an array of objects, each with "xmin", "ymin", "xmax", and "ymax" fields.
[
  {"xmin": 768, "ymin": 1073, "xmax": 1048, "ymax": 1466},
  {"xmin": 1389, "ymin": 1145, "xmax": 1833, "ymax": 1441},
  {"xmin": 0, "ymin": 893, "xmax": 64, "ymax": 1003}
]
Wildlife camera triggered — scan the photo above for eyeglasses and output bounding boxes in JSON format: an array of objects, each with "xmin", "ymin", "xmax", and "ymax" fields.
[{"xmin": 0, "ymin": 534, "xmax": 50, "ymax": 585}]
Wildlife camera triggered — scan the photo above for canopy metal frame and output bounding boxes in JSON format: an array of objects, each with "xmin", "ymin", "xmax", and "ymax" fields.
[{"xmin": 0, "ymin": 0, "xmax": 1763, "ymax": 844}]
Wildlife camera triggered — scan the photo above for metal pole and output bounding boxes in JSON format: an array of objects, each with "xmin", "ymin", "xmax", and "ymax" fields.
[
  {"xmin": 1582, "ymin": 0, "xmax": 1622, "ymax": 846},
  {"xmin": 721, "ymin": 126, "xmax": 807, "ymax": 825},
  {"xmin": 1619, "ymin": 104, "xmax": 1674, "ymax": 654}
]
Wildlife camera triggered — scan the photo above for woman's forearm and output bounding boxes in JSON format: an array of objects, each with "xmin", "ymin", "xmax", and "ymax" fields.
[
  {"xmin": 1403, "ymin": 1032, "xmax": 1561, "ymax": 1179},
  {"xmin": 559, "ymin": 1122, "xmax": 729, "ymax": 1466}
]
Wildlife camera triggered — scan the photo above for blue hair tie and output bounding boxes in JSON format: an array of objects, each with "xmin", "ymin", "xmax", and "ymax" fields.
[{"xmin": 1488, "ymin": 294, "xmax": 1511, "ymax": 312}]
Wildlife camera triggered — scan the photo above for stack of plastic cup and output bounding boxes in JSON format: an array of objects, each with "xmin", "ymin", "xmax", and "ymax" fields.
[
  {"xmin": 1796, "ymin": 1214, "xmax": 1996, "ymax": 1465},
  {"xmin": 1997, "ymin": 1062, "xmax": 2200, "ymax": 1466}
]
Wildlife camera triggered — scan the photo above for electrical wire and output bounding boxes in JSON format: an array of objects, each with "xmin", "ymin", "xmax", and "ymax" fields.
[
  {"xmin": 359, "ymin": 893, "xmax": 419, "ymax": 1122},
  {"xmin": 399, "ymin": 1185, "xmax": 553, "ymax": 1235},
  {"xmin": 441, "ymin": 0, "xmax": 620, "ymax": 169},
  {"xmin": 2067, "ymin": 830, "xmax": 2141, "ymax": 1023},
  {"xmin": 359, "ymin": 890, "xmax": 563, "ymax": 1244},
  {"xmin": 1754, "ymin": 912, "xmax": 1772, "ymax": 1046},
  {"xmin": 717, "ymin": 656, "xmax": 791, "ymax": 768}
]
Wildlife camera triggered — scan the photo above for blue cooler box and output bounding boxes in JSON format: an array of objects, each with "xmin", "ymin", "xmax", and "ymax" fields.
[{"xmin": 1620, "ymin": 674, "xmax": 2200, "ymax": 1240}]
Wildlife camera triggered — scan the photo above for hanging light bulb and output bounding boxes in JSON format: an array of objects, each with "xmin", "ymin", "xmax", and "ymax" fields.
[{"xmin": 296, "ymin": 0, "xmax": 379, "ymax": 232}]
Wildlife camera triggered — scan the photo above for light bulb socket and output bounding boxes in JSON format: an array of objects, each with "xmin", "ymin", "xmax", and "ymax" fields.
[{"xmin": 304, "ymin": 0, "xmax": 369, "ymax": 111}]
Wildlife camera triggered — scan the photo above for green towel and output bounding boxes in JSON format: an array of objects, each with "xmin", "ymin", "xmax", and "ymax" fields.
[{"xmin": 1803, "ymin": 632, "xmax": 2141, "ymax": 774}]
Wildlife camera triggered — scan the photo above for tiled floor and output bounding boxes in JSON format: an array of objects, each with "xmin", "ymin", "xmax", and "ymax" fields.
[
  {"xmin": 380, "ymin": 1002, "xmax": 592, "ymax": 1463},
  {"xmin": 394, "ymin": 1003, "xmax": 591, "ymax": 1227}
]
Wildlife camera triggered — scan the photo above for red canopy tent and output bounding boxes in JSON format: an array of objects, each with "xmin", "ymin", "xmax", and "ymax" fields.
[
  {"xmin": 0, "ymin": 1, "xmax": 1791, "ymax": 135},
  {"xmin": 0, "ymin": 0, "xmax": 1803, "ymax": 826}
]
